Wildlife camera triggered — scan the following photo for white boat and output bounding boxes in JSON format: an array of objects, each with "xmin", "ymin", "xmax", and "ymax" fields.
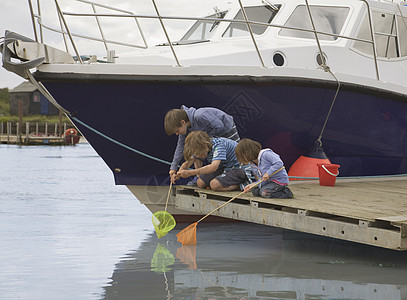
[{"xmin": 2, "ymin": 0, "xmax": 407, "ymax": 219}]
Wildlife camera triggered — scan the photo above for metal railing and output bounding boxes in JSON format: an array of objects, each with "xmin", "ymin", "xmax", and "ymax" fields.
[{"xmin": 25, "ymin": 0, "xmax": 407, "ymax": 80}]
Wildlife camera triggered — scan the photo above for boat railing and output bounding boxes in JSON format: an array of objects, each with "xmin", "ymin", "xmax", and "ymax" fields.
[{"xmin": 25, "ymin": 0, "xmax": 406, "ymax": 80}]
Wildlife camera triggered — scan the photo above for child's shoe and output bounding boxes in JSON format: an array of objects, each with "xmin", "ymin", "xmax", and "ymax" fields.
[{"xmin": 187, "ymin": 176, "xmax": 198, "ymax": 186}]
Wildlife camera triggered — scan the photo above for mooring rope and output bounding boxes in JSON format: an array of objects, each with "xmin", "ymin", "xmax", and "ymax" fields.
[
  {"xmin": 304, "ymin": 0, "xmax": 341, "ymax": 147},
  {"xmin": 71, "ymin": 116, "xmax": 172, "ymax": 166},
  {"xmin": 315, "ymin": 69, "xmax": 341, "ymax": 146},
  {"xmin": 26, "ymin": 71, "xmax": 172, "ymax": 166}
]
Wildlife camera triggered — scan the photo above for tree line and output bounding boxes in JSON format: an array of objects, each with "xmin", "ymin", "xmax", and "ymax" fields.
[{"xmin": 0, "ymin": 88, "xmax": 10, "ymax": 117}]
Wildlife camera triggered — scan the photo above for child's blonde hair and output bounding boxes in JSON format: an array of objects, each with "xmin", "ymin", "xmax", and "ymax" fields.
[
  {"xmin": 184, "ymin": 131, "xmax": 212, "ymax": 160},
  {"xmin": 164, "ymin": 109, "xmax": 189, "ymax": 135},
  {"xmin": 235, "ymin": 138, "xmax": 262, "ymax": 164}
]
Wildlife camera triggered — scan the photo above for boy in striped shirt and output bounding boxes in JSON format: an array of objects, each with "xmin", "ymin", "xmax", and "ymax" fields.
[{"xmin": 174, "ymin": 131, "xmax": 248, "ymax": 191}]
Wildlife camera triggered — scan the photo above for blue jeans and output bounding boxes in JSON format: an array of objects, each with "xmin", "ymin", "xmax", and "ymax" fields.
[{"xmin": 252, "ymin": 182, "xmax": 293, "ymax": 198}]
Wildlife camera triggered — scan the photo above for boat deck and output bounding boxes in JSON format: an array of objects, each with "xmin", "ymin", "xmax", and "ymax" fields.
[{"xmin": 175, "ymin": 177, "xmax": 407, "ymax": 250}]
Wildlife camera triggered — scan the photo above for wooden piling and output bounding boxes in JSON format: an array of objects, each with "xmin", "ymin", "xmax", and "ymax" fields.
[
  {"xmin": 7, "ymin": 122, "xmax": 11, "ymax": 144},
  {"xmin": 25, "ymin": 122, "xmax": 30, "ymax": 143},
  {"xmin": 18, "ymin": 100, "xmax": 23, "ymax": 145}
]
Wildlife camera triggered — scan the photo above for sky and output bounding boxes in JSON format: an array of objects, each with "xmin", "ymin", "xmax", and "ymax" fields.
[{"xmin": 0, "ymin": 0, "xmax": 231, "ymax": 89}]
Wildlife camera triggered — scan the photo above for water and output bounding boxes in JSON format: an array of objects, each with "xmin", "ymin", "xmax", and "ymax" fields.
[
  {"xmin": 1, "ymin": 143, "xmax": 407, "ymax": 300},
  {"xmin": 0, "ymin": 143, "xmax": 151, "ymax": 300}
]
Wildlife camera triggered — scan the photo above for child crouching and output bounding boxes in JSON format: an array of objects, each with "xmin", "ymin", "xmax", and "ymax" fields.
[
  {"xmin": 235, "ymin": 138, "xmax": 294, "ymax": 198},
  {"xmin": 173, "ymin": 131, "xmax": 249, "ymax": 191}
]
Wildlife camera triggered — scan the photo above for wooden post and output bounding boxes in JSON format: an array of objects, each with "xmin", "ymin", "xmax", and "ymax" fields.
[
  {"xmin": 63, "ymin": 123, "xmax": 67, "ymax": 136},
  {"xmin": 7, "ymin": 122, "xmax": 10, "ymax": 144},
  {"xmin": 54, "ymin": 123, "xmax": 57, "ymax": 136},
  {"xmin": 36, "ymin": 122, "xmax": 39, "ymax": 136},
  {"xmin": 16, "ymin": 122, "xmax": 20, "ymax": 144},
  {"xmin": 45, "ymin": 122, "xmax": 48, "ymax": 136},
  {"xmin": 26, "ymin": 122, "xmax": 30, "ymax": 144},
  {"xmin": 59, "ymin": 110, "xmax": 63, "ymax": 136},
  {"xmin": 18, "ymin": 100, "xmax": 23, "ymax": 144}
]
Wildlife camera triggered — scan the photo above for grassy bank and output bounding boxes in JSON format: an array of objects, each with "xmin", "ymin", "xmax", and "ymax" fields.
[{"xmin": 0, "ymin": 114, "xmax": 72, "ymax": 124}]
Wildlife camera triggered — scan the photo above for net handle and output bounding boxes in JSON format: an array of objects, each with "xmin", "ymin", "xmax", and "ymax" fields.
[
  {"xmin": 165, "ymin": 181, "xmax": 172, "ymax": 212},
  {"xmin": 196, "ymin": 167, "xmax": 285, "ymax": 223}
]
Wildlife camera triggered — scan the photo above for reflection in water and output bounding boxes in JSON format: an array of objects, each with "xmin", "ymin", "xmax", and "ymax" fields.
[
  {"xmin": 176, "ymin": 245, "xmax": 197, "ymax": 270},
  {"xmin": 151, "ymin": 243, "xmax": 175, "ymax": 273},
  {"xmin": 150, "ymin": 243, "xmax": 174, "ymax": 299},
  {"xmin": 103, "ymin": 223, "xmax": 407, "ymax": 299}
]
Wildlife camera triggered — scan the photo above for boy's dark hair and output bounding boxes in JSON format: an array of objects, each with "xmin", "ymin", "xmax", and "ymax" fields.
[
  {"xmin": 164, "ymin": 109, "xmax": 189, "ymax": 135},
  {"xmin": 184, "ymin": 131, "xmax": 212, "ymax": 160},
  {"xmin": 235, "ymin": 138, "xmax": 262, "ymax": 163}
]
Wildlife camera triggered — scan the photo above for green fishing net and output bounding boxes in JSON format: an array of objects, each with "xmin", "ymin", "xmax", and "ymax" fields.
[{"xmin": 152, "ymin": 211, "xmax": 176, "ymax": 238}]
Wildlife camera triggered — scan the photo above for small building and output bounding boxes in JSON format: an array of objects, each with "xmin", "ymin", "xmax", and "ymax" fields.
[{"xmin": 9, "ymin": 82, "xmax": 59, "ymax": 116}]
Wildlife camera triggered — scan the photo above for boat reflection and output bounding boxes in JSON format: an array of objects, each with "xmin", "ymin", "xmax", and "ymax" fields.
[{"xmin": 103, "ymin": 223, "xmax": 407, "ymax": 299}]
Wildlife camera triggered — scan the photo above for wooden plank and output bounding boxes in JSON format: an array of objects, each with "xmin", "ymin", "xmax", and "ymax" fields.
[
  {"xmin": 377, "ymin": 215, "xmax": 407, "ymax": 222},
  {"xmin": 180, "ymin": 178, "xmax": 407, "ymax": 222}
]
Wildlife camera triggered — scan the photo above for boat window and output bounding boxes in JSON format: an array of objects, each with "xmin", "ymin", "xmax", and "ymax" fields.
[
  {"xmin": 398, "ymin": 16, "xmax": 407, "ymax": 57},
  {"xmin": 222, "ymin": 5, "xmax": 280, "ymax": 38},
  {"xmin": 279, "ymin": 5, "xmax": 349, "ymax": 41},
  {"xmin": 352, "ymin": 14, "xmax": 373, "ymax": 55},
  {"xmin": 373, "ymin": 12, "xmax": 398, "ymax": 58},
  {"xmin": 180, "ymin": 11, "xmax": 227, "ymax": 41},
  {"xmin": 353, "ymin": 11, "xmax": 406, "ymax": 58}
]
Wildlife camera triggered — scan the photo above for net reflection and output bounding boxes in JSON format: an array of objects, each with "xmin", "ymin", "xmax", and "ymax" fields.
[
  {"xmin": 151, "ymin": 243, "xmax": 175, "ymax": 273},
  {"xmin": 176, "ymin": 245, "xmax": 197, "ymax": 270}
]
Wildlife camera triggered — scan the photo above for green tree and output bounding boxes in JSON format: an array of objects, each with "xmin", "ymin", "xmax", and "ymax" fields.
[{"xmin": 0, "ymin": 88, "xmax": 10, "ymax": 117}]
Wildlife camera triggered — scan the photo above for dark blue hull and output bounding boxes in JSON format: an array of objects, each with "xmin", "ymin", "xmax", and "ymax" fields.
[{"xmin": 37, "ymin": 73, "xmax": 407, "ymax": 185}]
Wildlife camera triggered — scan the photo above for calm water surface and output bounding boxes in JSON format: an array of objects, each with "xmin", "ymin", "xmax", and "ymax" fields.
[{"xmin": 1, "ymin": 143, "xmax": 407, "ymax": 300}]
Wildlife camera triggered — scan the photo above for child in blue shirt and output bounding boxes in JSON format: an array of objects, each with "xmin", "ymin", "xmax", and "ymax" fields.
[
  {"xmin": 164, "ymin": 105, "xmax": 240, "ymax": 181},
  {"xmin": 235, "ymin": 138, "xmax": 293, "ymax": 198},
  {"xmin": 173, "ymin": 131, "xmax": 248, "ymax": 191}
]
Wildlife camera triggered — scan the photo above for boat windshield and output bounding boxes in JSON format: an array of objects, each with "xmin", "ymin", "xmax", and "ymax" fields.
[
  {"xmin": 222, "ymin": 5, "xmax": 281, "ymax": 38},
  {"xmin": 279, "ymin": 5, "xmax": 349, "ymax": 41},
  {"xmin": 180, "ymin": 11, "xmax": 228, "ymax": 42}
]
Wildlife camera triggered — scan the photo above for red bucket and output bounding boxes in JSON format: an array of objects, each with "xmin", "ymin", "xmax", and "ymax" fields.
[{"xmin": 317, "ymin": 164, "xmax": 340, "ymax": 186}]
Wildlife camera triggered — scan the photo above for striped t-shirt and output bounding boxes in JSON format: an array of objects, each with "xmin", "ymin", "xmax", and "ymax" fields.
[{"xmin": 207, "ymin": 137, "xmax": 240, "ymax": 169}]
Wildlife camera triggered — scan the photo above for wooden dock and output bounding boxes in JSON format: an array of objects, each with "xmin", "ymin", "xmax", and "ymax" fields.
[
  {"xmin": 0, "ymin": 121, "xmax": 79, "ymax": 145},
  {"xmin": 175, "ymin": 177, "xmax": 407, "ymax": 250},
  {"xmin": 0, "ymin": 134, "xmax": 67, "ymax": 145}
]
